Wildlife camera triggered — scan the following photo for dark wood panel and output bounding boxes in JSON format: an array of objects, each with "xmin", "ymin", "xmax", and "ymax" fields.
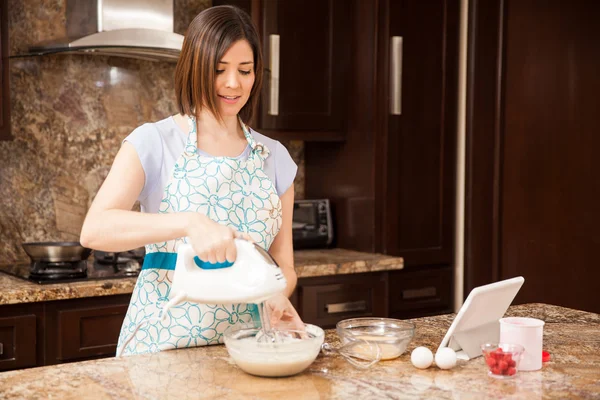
[
  {"xmin": 0, "ymin": 315, "xmax": 37, "ymax": 371},
  {"xmin": 379, "ymin": 0, "xmax": 459, "ymax": 265},
  {"xmin": 212, "ymin": 0, "xmax": 251, "ymax": 14},
  {"xmin": 256, "ymin": 129, "xmax": 344, "ymax": 142},
  {"xmin": 0, "ymin": 303, "xmax": 43, "ymax": 371},
  {"xmin": 305, "ymin": 0, "xmax": 377, "ymax": 251},
  {"xmin": 465, "ymin": 0, "xmax": 600, "ymax": 313},
  {"xmin": 260, "ymin": 0, "xmax": 351, "ymax": 132},
  {"xmin": 57, "ymin": 304, "xmax": 128, "ymax": 360},
  {"xmin": 0, "ymin": 0, "xmax": 12, "ymax": 140},
  {"xmin": 298, "ymin": 272, "xmax": 388, "ymax": 328},
  {"xmin": 45, "ymin": 294, "xmax": 131, "ymax": 364},
  {"xmin": 500, "ymin": 0, "xmax": 600, "ymax": 312},
  {"xmin": 388, "ymin": 266, "xmax": 453, "ymax": 318}
]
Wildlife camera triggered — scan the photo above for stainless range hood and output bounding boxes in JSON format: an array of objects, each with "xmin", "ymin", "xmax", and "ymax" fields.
[{"xmin": 24, "ymin": 0, "xmax": 183, "ymax": 62}]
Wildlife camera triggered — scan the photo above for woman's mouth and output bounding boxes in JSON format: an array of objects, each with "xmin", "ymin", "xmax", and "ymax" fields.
[{"xmin": 218, "ymin": 95, "xmax": 241, "ymax": 104}]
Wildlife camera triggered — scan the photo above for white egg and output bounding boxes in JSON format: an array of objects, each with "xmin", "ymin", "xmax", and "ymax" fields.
[
  {"xmin": 411, "ymin": 346, "xmax": 434, "ymax": 369},
  {"xmin": 434, "ymin": 347, "xmax": 457, "ymax": 370}
]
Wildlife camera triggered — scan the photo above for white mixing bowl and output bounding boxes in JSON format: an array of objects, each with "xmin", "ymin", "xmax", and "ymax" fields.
[{"xmin": 223, "ymin": 324, "xmax": 324, "ymax": 377}]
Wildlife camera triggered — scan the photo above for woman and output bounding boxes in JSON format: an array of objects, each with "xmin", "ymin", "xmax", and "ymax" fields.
[{"xmin": 80, "ymin": 5, "xmax": 303, "ymax": 356}]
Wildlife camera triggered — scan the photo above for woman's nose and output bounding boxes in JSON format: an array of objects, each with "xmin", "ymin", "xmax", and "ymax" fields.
[{"xmin": 225, "ymin": 71, "xmax": 240, "ymax": 88}]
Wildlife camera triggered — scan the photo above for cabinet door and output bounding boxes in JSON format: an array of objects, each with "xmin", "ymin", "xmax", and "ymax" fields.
[
  {"xmin": 45, "ymin": 295, "xmax": 130, "ymax": 363},
  {"xmin": 389, "ymin": 266, "xmax": 453, "ymax": 319},
  {"xmin": 378, "ymin": 0, "xmax": 459, "ymax": 265},
  {"xmin": 260, "ymin": 0, "xmax": 351, "ymax": 133},
  {"xmin": 0, "ymin": 303, "xmax": 43, "ymax": 371},
  {"xmin": 0, "ymin": 315, "xmax": 37, "ymax": 371},
  {"xmin": 299, "ymin": 273, "xmax": 388, "ymax": 328}
]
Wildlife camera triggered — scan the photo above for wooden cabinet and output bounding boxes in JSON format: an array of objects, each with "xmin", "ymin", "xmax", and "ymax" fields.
[
  {"xmin": 258, "ymin": 0, "xmax": 350, "ymax": 136},
  {"xmin": 305, "ymin": 0, "xmax": 459, "ymax": 314},
  {"xmin": 44, "ymin": 295, "xmax": 130, "ymax": 364},
  {"xmin": 465, "ymin": 0, "xmax": 600, "ymax": 313},
  {"xmin": 213, "ymin": 0, "xmax": 351, "ymax": 141},
  {"xmin": 388, "ymin": 266, "xmax": 453, "ymax": 319},
  {"xmin": 0, "ymin": 0, "xmax": 12, "ymax": 140},
  {"xmin": 0, "ymin": 304, "xmax": 43, "ymax": 371},
  {"xmin": 0, "ymin": 295, "xmax": 130, "ymax": 371},
  {"xmin": 296, "ymin": 272, "xmax": 388, "ymax": 329},
  {"xmin": 376, "ymin": 0, "xmax": 459, "ymax": 266},
  {"xmin": 302, "ymin": 0, "xmax": 459, "ymax": 317}
]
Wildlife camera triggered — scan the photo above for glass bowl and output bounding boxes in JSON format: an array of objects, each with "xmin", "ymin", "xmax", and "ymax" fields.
[
  {"xmin": 223, "ymin": 324, "xmax": 324, "ymax": 377},
  {"xmin": 336, "ymin": 317, "xmax": 415, "ymax": 360},
  {"xmin": 481, "ymin": 343, "xmax": 525, "ymax": 379}
]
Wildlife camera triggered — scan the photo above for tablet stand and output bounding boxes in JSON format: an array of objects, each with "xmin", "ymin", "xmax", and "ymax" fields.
[{"xmin": 437, "ymin": 276, "xmax": 524, "ymax": 360}]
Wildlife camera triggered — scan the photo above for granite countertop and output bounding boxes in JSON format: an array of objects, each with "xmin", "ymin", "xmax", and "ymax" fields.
[
  {"xmin": 0, "ymin": 248, "xmax": 403, "ymax": 306},
  {"xmin": 1, "ymin": 304, "xmax": 598, "ymax": 399}
]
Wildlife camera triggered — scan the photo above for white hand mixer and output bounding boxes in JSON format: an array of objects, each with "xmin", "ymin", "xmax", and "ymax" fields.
[{"xmin": 116, "ymin": 239, "xmax": 288, "ymax": 357}]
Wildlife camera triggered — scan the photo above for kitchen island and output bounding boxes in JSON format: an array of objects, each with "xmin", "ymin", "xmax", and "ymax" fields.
[{"xmin": 1, "ymin": 303, "xmax": 598, "ymax": 399}]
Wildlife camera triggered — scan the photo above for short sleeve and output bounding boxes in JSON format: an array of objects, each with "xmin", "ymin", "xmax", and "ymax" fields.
[
  {"xmin": 123, "ymin": 124, "xmax": 164, "ymax": 201},
  {"xmin": 274, "ymin": 141, "xmax": 298, "ymax": 196}
]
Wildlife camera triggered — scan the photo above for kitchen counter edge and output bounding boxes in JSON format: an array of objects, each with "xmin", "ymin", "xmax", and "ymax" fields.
[{"xmin": 0, "ymin": 248, "xmax": 403, "ymax": 306}]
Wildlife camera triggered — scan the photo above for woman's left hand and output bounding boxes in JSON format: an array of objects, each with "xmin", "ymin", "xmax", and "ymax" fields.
[{"xmin": 265, "ymin": 293, "xmax": 304, "ymax": 330}]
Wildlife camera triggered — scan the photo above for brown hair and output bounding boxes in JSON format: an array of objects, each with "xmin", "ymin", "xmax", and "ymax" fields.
[{"xmin": 174, "ymin": 6, "xmax": 263, "ymax": 124}]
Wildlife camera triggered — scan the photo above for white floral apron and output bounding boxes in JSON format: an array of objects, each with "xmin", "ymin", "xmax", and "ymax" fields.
[{"xmin": 116, "ymin": 116, "xmax": 283, "ymax": 356}]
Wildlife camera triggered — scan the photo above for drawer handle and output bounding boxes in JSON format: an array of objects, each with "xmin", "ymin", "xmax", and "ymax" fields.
[
  {"xmin": 268, "ymin": 34, "xmax": 280, "ymax": 116},
  {"xmin": 390, "ymin": 36, "xmax": 403, "ymax": 115},
  {"xmin": 402, "ymin": 287, "xmax": 437, "ymax": 300},
  {"xmin": 0, "ymin": 342, "xmax": 3, "ymax": 355},
  {"xmin": 325, "ymin": 300, "xmax": 367, "ymax": 314}
]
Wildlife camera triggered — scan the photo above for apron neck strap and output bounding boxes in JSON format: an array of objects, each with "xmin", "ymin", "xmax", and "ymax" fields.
[{"xmin": 185, "ymin": 115, "xmax": 269, "ymax": 158}]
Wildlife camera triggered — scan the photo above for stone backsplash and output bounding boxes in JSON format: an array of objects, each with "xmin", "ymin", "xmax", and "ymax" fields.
[{"xmin": 0, "ymin": 0, "xmax": 304, "ymax": 265}]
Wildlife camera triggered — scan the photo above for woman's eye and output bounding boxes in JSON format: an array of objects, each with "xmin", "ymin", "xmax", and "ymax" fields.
[
  {"xmin": 239, "ymin": 70, "xmax": 251, "ymax": 75},
  {"xmin": 216, "ymin": 70, "xmax": 225, "ymax": 74}
]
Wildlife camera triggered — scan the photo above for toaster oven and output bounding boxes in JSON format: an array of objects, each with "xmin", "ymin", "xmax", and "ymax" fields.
[{"xmin": 292, "ymin": 199, "xmax": 333, "ymax": 249}]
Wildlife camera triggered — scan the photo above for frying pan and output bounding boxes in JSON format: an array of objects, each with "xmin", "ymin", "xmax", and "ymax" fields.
[{"xmin": 22, "ymin": 242, "xmax": 92, "ymax": 263}]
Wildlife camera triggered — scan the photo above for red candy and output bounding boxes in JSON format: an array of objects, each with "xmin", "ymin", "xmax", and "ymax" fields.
[{"xmin": 484, "ymin": 349, "xmax": 517, "ymax": 377}]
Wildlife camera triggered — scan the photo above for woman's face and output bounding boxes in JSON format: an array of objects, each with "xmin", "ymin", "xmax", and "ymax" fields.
[{"xmin": 215, "ymin": 39, "xmax": 255, "ymax": 118}]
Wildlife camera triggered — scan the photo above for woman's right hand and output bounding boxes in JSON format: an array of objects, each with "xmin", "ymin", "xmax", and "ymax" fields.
[{"xmin": 184, "ymin": 213, "xmax": 252, "ymax": 264}]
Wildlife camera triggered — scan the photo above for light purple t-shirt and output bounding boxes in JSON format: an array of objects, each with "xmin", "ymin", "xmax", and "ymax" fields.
[{"xmin": 124, "ymin": 116, "xmax": 297, "ymax": 213}]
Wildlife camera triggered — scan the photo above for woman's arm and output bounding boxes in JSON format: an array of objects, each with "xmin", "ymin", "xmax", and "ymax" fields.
[
  {"xmin": 81, "ymin": 143, "xmax": 184, "ymax": 251},
  {"xmin": 268, "ymin": 185, "xmax": 297, "ymax": 298},
  {"xmin": 80, "ymin": 143, "xmax": 238, "ymax": 261}
]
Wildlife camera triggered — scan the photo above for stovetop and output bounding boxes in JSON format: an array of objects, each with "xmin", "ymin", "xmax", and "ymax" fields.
[{"xmin": 1, "ymin": 249, "xmax": 144, "ymax": 284}]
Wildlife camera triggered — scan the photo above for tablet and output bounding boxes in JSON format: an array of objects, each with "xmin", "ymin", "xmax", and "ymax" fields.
[{"xmin": 437, "ymin": 276, "xmax": 524, "ymax": 360}]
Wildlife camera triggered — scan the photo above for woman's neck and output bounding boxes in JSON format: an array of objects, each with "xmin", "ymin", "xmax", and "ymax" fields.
[{"xmin": 195, "ymin": 111, "xmax": 243, "ymax": 139}]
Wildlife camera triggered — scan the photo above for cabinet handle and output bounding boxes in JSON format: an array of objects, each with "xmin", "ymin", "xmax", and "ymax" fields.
[
  {"xmin": 325, "ymin": 300, "xmax": 367, "ymax": 314},
  {"xmin": 390, "ymin": 36, "xmax": 403, "ymax": 115},
  {"xmin": 0, "ymin": 342, "xmax": 3, "ymax": 355},
  {"xmin": 268, "ymin": 34, "xmax": 280, "ymax": 116},
  {"xmin": 402, "ymin": 286, "xmax": 437, "ymax": 300}
]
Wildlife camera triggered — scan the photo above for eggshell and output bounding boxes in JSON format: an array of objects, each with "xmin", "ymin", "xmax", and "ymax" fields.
[
  {"xmin": 435, "ymin": 347, "xmax": 457, "ymax": 370},
  {"xmin": 411, "ymin": 346, "xmax": 434, "ymax": 369}
]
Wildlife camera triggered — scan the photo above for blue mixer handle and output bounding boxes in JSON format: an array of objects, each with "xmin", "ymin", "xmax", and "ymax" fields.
[{"xmin": 193, "ymin": 256, "xmax": 234, "ymax": 270}]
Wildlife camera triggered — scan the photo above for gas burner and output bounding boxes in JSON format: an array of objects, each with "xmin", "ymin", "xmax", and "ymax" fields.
[
  {"xmin": 120, "ymin": 260, "xmax": 142, "ymax": 276},
  {"xmin": 0, "ymin": 245, "xmax": 146, "ymax": 284},
  {"xmin": 94, "ymin": 248, "xmax": 145, "ymax": 265},
  {"xmin": 29, "ymin": 260, "xmax": 88, "ymax": 282}
]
